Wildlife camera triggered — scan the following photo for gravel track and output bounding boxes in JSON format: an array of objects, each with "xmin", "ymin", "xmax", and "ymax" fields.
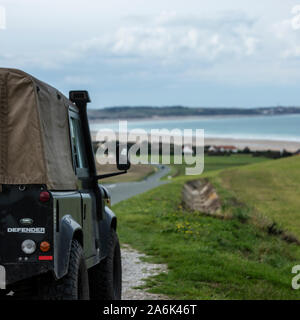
[{"xmin": 121, "ymin": 244, "xmax": 169, "ymax": 300}]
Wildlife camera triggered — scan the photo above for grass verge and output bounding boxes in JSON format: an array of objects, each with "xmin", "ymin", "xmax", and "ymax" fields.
[{"xmin": 113, "ymin": 155, "xmax": 300, "ymax": 299}]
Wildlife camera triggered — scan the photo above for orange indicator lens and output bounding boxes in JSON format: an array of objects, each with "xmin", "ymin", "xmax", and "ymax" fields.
[{"xmin": 40, "ymin": 241, "xmax": 50, "ymax": 252}]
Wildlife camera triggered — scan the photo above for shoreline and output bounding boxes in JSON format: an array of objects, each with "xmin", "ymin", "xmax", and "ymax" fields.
[
  {"xmin": 88, "ymin": 113, "xmax": 299, "ymax": 124},
  {"xmin": 89, "ymin": 115, "xmax": 300, "ymax": 152}
]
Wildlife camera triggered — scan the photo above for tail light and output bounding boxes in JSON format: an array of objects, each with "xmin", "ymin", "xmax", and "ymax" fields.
[{"xmin": 39, "ymin": 191, "xmax": 50, "ymax": 202}]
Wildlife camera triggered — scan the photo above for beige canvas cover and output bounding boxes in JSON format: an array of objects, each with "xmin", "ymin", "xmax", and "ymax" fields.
[{"xmin": 0, "ymin": 68, "xmax": 78, "ymax": 190}]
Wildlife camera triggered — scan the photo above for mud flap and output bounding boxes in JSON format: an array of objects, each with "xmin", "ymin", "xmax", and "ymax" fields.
[{"xmin": 0, "ymin": 265, "xmax": 6, "ymax": 289}]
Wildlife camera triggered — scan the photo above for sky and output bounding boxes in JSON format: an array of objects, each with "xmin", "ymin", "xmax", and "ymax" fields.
[{"xmin": 1, "ymin": 0, "xmax": 300, "ymax": 108}]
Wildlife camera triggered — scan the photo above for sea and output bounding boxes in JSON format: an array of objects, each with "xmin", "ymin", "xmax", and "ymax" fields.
[{"xmin": 90, "ymin": 114, "xmax": 300, "ymax": 142}]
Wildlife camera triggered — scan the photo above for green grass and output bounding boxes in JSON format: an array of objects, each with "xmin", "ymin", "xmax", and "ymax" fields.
[
  {"xmin": 113, "ymin": 154, "xmax": 300, "ymax": 299},
  {"xmin": 167, "ymin": 154, "xmax": 268, "ymax": 178},
  {"xmin": 219, "ymin": 156, "xmax": 300, "ymax": 240}
]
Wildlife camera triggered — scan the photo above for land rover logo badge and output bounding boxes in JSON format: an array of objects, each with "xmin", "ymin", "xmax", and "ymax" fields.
[{"xmin": 19, "ymin": 218, "xmax": 33, "ymax": 226}]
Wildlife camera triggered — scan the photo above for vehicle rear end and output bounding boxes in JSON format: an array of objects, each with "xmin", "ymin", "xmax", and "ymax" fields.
[
  {"xmin": 0, "ymin": 184, "xmax": 54, "ymax": 292},
  {"xmin": 0, "ymin": 68, "xmax": 80, "ymax": 298}
]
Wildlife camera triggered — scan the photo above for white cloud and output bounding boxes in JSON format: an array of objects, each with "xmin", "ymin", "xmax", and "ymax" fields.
[
  {"xmin": 0, "ymin": 6, "xmax": 6, "ymax": 30},
  {"xmin": 3, "ymin": 1, "xmax": 300, "ymax": 106},
  {"xmin": 291, "ymin": 5, "xmax": 300, "ymax": 30},
  {"xmin": 272, "ymin": 5, "xmax": 300, "ymax": 59},
  {"xmin": 244, "ymin": 37, "xmax": 259, "ymax": 55},
  {"xmin": 76, "ymin": 11, "xmax": 260, "ymax": 63}
]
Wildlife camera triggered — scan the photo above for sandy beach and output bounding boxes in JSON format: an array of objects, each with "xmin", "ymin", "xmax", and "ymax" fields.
[
  {"xmin": 91, "ymin": 130, "xmax": 300, "ymax": 153},
  {"xmin": 90, "ymin": 114, "xmax": 300, "ymax": 152}
]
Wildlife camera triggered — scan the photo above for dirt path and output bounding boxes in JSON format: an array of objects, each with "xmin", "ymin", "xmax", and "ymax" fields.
[{"xmin": 121, "ymin": 244, "xmax": 169, "ymax": 300}]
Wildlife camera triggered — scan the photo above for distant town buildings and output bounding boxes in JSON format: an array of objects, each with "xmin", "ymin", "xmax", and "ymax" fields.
[{"xmin": 208, "ymin": 145, "xmax": 238, "ymax": 154}]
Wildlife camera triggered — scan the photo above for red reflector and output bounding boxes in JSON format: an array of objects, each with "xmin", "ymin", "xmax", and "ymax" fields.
[
  {"xmin": 39, "ymin": 256, "xmax": 53, "ymax": 261},
  {"xmin": 39, "ymin": 191, "xmax": 50, "ymax": 202}
]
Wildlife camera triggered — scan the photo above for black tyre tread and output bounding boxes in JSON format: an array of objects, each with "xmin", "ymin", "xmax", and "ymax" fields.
[
  {"xmin": 40, "ymin": 240, "xmax": 89, "ymax": 300},
  {"xmin": 89, "ymin": 230, "xmax": 122, "ymax": 300}
]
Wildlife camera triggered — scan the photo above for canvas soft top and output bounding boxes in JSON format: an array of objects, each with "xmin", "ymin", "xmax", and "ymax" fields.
[{"xmin": 0, "ymin": 68, "xmax": 78, "ymax": 190}]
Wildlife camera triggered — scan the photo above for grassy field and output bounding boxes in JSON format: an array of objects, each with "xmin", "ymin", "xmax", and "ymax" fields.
[
  {"xmin": 113, "ymin": 154, "xmax": 300, "ymax": 299},
  {"xmin": 97, "ymin": 154, "xmax": 267, "ymax": 183},
  {"xmin": 96, "ymin": 162, "xmax": 155, "ymax": 183},
  {"xmin": 219, "ymin": 156, "xmax": 300, "ymax": 240},
  {"xmin": 168, "ymin": 154, "xmax": 268, "ymax": 178}
]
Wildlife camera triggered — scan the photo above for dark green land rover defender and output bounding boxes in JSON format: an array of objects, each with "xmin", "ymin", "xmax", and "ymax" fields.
[{"xmin": 0, "ymin": 68, "xmax": 129, "ymax": 300}]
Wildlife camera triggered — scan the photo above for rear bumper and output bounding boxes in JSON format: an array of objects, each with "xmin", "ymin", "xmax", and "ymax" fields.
[{"xmin": 0, "ymin": 262, "xmax": 53, "ymax": 287}]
